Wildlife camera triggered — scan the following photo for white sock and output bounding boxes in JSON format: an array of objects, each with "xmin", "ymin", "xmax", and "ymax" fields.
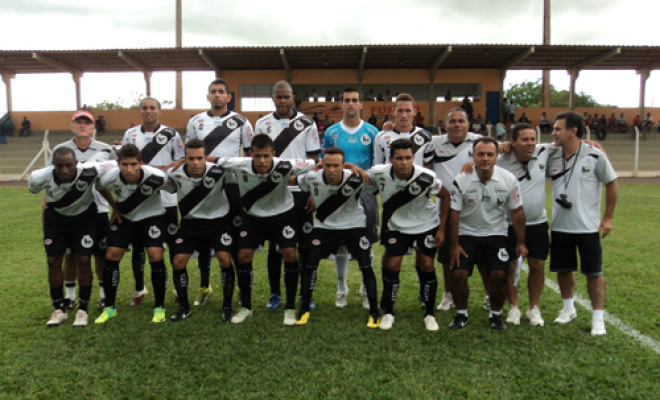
[
  {"xmin": 65, "ymin": 281, "xmax": 76, "ymax": 300},
  {"xmin": 444, "ymin": 292, "xmax": 453, "ymax": 300},
  {"xmin": 335, "ymin": 251, "xmax": 349, "ymax": 293},
  {"xmin": 458, "ymin": 309, "xmax": 468, "ymax": 317},
  {"xmin": 592, "ymin": 309, "xmax": 604, "ymax": 320},
  {"xmin": 98, "ymin": 282, "xmax": 105, "ymax": 299},
  {"xmin": 490, "ymin": 310, "xmax": 502, "ymax": 318},
  {"xmin": 562, "ymin": 298, "xmax": 575, "ymax": 310}
]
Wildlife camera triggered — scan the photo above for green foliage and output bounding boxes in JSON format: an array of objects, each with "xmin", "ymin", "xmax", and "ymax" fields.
[{"xmin": 505, "ymin": 79, "xmax": 612, "ymax": 108}]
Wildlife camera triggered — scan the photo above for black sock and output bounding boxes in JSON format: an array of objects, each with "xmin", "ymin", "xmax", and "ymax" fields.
[
  {"xmin": 173, "ymin": 268, "xmax": 189, "ymax": 310},
  {"xmin": 419, "ymin": 269, "xmax": 438, "ymax": 316},
  {"xmin": 380, "ymin": 268, "xmax": 400, "ymax": 315},
  {"xmin": 300, "ymin": 264, "xmax": 318, "ymax": 313},
  {"xmin": 236, "ymin": 262, "xmax": 253, "ymax": 310},
  {"xmin": 221, "ymin": 264, "xmax": 235, "ymax": 310},
  {"xmin": 284, "ymin": 262, "xmax": 299, "ymax": 310},
  {"xmin": 360, "ymin": 264, "xmax": 379, "ymax": 317},
  {"xmin": 78, "ymin": 285, "xmax": 92, "ymax": 311},
  {"xmin": 150, "ymin": 260, "xmax": 167, "ymax": 308},
  {"xmin": 132, "ymin": 249, "xmax": 145, "ymax": 291},
  {"xmin": 198, "ymin": 247, "xmax": 212, "ymax": 288},
  {"xmin": 267, "ymin": 245, "xmax": 281, "ymax": 295},
  {"xmin": 103, "ymin": 259, "xmax": 120, "ymax": 307},
  {"xmin": 50, "ymin": 287, "xmax": 64, "ymax": 310}
]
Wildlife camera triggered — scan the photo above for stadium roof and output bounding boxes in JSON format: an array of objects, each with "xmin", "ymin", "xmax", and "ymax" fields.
[{"xmin": 1, "ymin": 44, "xmax": 660, "ymax": 75}]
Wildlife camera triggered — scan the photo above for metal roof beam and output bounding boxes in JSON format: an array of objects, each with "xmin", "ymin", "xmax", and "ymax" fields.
[
  {"xmin": 198, "ymin": 49, "xmax": 222, "ymax": 77},
  {"xmin": 118, "ymin": 51, "xmax": 151, "ymax": 75},
  {"xmin": 429, "ymin": 46, "xmax": 452, "ymax": 81},
  {"xmin": 280, "ymin": 48, "xmax": 291, "ymax": 82},
  {"xmin": 573, "ymin": 47, "xmax": 621, "ymax": 71},
  {"xmin": 502, "ymin": 46, "xmax": 535, "ymax": 70},
  {"xmin": 358, "ymin": 46, "xmax": 367, "ymax": 83},
  {"xmin": 32, "ymin": 53, "xmax": 78, "ymax": 74},
  {"xmin": 638, "ymin": 59, "xmax": 660, "ymax": 73}
]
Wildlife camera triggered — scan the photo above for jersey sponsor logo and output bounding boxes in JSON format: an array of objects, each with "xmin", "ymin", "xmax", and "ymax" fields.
[
  {"xmin": 293, "ymin": 120, "xmax": 304, "ymax": 131},
  {"xmin": 342, "ymin": 184, "xmax": 355, "ymax": 197},
  {"xmin": 302, "ymin": 222, "xmax": 313, "ymax": 234},
  {"xmin": 167, "ymin": 223, "xmax": 178, "ymax": 236},
  {"xmin": 388, "ymin": 237, "xmax": 397, "ymax": 244},
  {"xmin": 81, "ymin": 235, "xmax": 94, "ymax": 249},
  {"xmin": 155, "ymin": 134, "xmax": 167, "ymax": 145},
  {"xmin": 75, "ymin": 180, "xmax": 89, "ymax": 192},
  {"xmin": 203, "ymin": 176, "xmax": 216, "ymax": 188},
  {"xmin": 359, "ymin": 236, "xmax": 370, "ymax": 250},
  {"xmin": 282, "ymin": 225, "xmax": 295, "ymax": 239},
  {"xmin": 312, "ymin": 239, "xmax": 321, "ymax": 246},
  {"xmin": 240, "ymin": 230, "xmax": 248, "ymax": 237},
  {"xmin": 175, "ymin": 238, "xmax": 183, "ymax": 244},
  {"xmin": 140, "ymin": 185, "xmax": 154, "ymax": 196},
  {"xmin": 221, "ymin": 233, "xmax": 233, "ymax": 246},
  {"xmin": 424, "ymin": 235, "xmax": 434, "ymax": 249},
  {"xmin": 45, "ymin": 239, "xmax": 53, "ymax": 246},
  {"xmin": 409, "ymin": 182, "xmax": 422, "ymax": 195},
  {"xmin": 148, "ymin": 225, "xmax": 162, "ymax": 239},
  {"xmin": 226, "ymin": 119, "xmax": 238, "ymax": 130},
  {"xmin": 360, "ymin": 134, "xmax": 372, "ymax": 145},
  {"xmin": 110, "ymin": 224, "xmax": 118, "ymax": 231},
  {"xmin": 267, "ymin": 125, "xmax": 272, "ymax": 134},
  {"xmin": 498, "ymin": 248, "xmax": 509, "ymax": 262},
  {"xmin": 233, "ymin": 215, "xmax": 243, "ymax": 227}
]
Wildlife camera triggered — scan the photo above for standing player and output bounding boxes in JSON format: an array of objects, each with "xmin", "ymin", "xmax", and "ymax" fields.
[
  {"xmin": 367, "ymin": 139, "xmax": 449, "ymax": 331},
  {"xmin": 186, "ymin": 78, "xmax": 253, "ymax": 306},
  {"xmin": 322, "ymin": 87, "xmax": 379, "ymax": 308},
  {"xmin": 163, "ymin": 140, "xmax": 235, "ymax": 322},
  {"xmin": 295, "ymin": 147, "xmax": 380, "ymax": 327},
  {"xmin": 29, "ymin": 147, "xmax": 116, "ymax": 327},
  {"xmin": 212, "ymin": 134, "xmax": 316, "ymax": 325},
  {"xmin": 52, "ymin": 110, "xmax": 116, "ymax": 310},
  {"xmin": 254, "ymin": 81, "xmax": 321, "ymax": 310},
  {"xmin": 95, "ymin": 144, "xmax": 169, "ymax": 324},
  {"xmin": 122, "ymin": 97, "xmax": 184, "ymax": 307},
  {"xmin": 547, "ymin": 111, "xmax": 618, "ymax": 336},
  {"xmin": 448, "ymin": 137, "xmax": 527, "ymax": 332}
]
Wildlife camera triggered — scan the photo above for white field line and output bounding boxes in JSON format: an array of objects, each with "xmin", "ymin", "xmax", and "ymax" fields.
[{"xmin": 521, "ymin": 263, "xmax": 660, "ymax": 355}]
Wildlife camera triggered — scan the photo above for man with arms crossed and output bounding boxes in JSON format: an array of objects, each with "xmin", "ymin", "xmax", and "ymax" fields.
[{"xmin": 547, "ymin": 111, "xmax": 618, "ymax": 336}]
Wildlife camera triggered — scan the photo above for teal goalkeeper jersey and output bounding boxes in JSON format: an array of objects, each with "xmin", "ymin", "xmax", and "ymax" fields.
[{"xmin": 323, "ymin": 120, "xmax": 379, "ymax": 170}]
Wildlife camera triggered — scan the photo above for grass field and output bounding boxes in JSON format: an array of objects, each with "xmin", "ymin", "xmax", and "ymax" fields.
[{"xmin": 1, "ymin": 183, "xmax": 659, "ymax": 399}]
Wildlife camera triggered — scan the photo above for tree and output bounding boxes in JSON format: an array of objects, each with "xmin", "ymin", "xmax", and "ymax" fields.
[{"xmin": 505, "ymin": 79, "xmax": 612, "ymax": 108}]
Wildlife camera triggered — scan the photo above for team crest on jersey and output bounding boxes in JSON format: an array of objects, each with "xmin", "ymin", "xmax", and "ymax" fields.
[
  {"xmin": 361, "ymin": 134, "xmax": 371, "ymax": 145},
  {"xmin": 167, "ymin": 223, "xmax": 178, "ymax": 236},
  {"xmin": 409, "ymin": 182, "xmax": 422, "ymax": 195},
  {"xmin": 203, "ymin": 176, "xmax": 216, "ymax": 189},
  {"xmin": 342, "ymin": 185, "xmax": 354, "ymax": 197},
  {"xmin": 312, "ymin": 239, "xmax": 321, "ymax": 246},
  {"xmin": 359, "ymin": 236, "xmax": 370, "ymax": 250},
  {"xmin": 148, "ymin": 225, "xmax": 161, "ymax": 239},
  {"xmin": 293, "ymin": 120, "xmax": 304, "ymax": 131},
  {"xmin": 81, "ymin": 235, "xmax": 94, "ymax": 249},
  {"xmin": 155, "ymin": 134, "xmax": 167, "ymax": 145},
  {"xmin": 226, "ymin": 119, "xmax": 237, "ymax": 130},
  {"xmin": 302, "ymin": 222, "xmax": 313, "ymax": 234},
  {"xmin": 538, "ymin": 163, "xmax": 545, "ymax": 170},
  {"xmin": 176, "ymin": 238, "xmax": 183, "ymax": 244},
  {"xmin": 582, "ymin": 165, "xmax": 591, "ymax": 173},
  {"xmin": 424, "ymin": 235, "xmax": 434, "ymax": 249},
  {"xmin": 413, "ymin": 134, "xmax": 425, "ymax": 146},
  {"xmin": 498, "ymin": 248, "xmax": 509, "ymax": 262},
  {"xmin": 233, "ymin": 215, "xmax": 243, "ymax": 227},
  {"xmin": 282, "ymin": 225, "xmax": 295, "ymax": 239},
  {"xmin": 271, "ymin": 171, "xmax": 283, "ymax": 183},
  {"xmin": 140, "ymin": 185, "xmax": 154, "ymax": 196},
  {"xmin": 388, "ymin": 238, "xmax": 397, "ymax": 244},
  {"xmin": 75, "ymin": 180, "xmax": 89, "ymax": 192},
  {"xmin": 221, "ymin": 233, "xmax": 233, "ymax": 246},
  {"xmin": 240, "ymin": 230, "xmax": 248, "ymax": 237}
]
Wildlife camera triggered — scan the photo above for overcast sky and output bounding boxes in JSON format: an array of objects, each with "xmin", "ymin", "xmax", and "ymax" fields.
[{"xmin": 1, "ymin": 0, "xmax": 659, "ymax": 111}]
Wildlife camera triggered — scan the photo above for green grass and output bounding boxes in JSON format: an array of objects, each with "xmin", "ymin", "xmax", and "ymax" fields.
[{"xmin": 1, "ymin": 183, "xmax": 659, "ymax": 399}]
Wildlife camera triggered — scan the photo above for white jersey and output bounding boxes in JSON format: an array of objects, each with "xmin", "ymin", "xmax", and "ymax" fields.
[
  {"xmin": 497, "ymin": 144, "xmax": 551, "ymax": 226},
  {"xmin": 450, "ymin": 166, "xmax": 523, "ymax": 237},
  {"xmin": 425, "ymin": 132, "xmax": 482, "ymax": 192},
  {"xmin": 186, "ymin": 110, "xmax": 254, "ymax": 157},
  {"xmin": 216, "ymin": 157, "xmax": 315, "ymax": 218},
  {"xmin": 97, "ymin": 164, "xmax": 167, "ymax": 222},
  {"xmin": 297, "ymin": 169, "xmax": 366, "ymax": 230},
  {"xmin": 29, "ymin": 161, "xmax": 115, "ymax": 217},
  {"xmin": 254, "ymin": 112, "xmax": 321, "ymax": 159},
  {"xmin": 164, "ymin": 162, "xmax": 229, "ymax": 221},
  {"xmin": 122, "ymin": 124, "xmax": 184, "ymax": 208},
  {"xmin": 366, "ymin": 164, "xmax": 442, "ymax": 235},
  {"xmin": 52, "ymin": 138, "xmax": 116, "ymax": 213},
  {"xmin": 372, "ymin": 127, "xmax": 433, "ymax": 166},
  {"xmin": 547, "ymin": 142, "xmax": 617, "ymax": 233}
]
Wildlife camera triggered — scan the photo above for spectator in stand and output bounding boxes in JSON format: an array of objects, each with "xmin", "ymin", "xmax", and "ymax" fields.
[
  {"xmin": 437, "ymin": 119, "xmax": 446, "ymax": 134},
  {"xmin": 368, "ymin": 114, "xmax": 378, "ymax": 126},
  {"xmin": 607, "ymin": 113, "xmax": 617, "ymax": 132},
  {"xmin": 95, "ymin": 116, "xmax": 106, "ymax": 135},
  {"xmin": 518, "ymin": 113, "xmax": 529, "ymax": 123},
  {"xmin": 311, "ymin": 89, "xmax": 318, "ymax": 102},
  {"xmin": 617, "ymin": 113, "xmax": 627, "ymax": 132},
  {"xmin": 3, "ymin": 116, "xmax": 15, "ymax": 137},
  {"xmin": 313, "ymin": 113, "xmax": 320, "ymax": 125},
  {"xmin": 20, "ymin": 116, "xmax": 32, "ymax": 137},
  {"xmin": 507, "ymin": 100, "xmax": 516, "ymax": 126},
  {"xmin": 486, "ymin": 120, "xmax": 493, "ymax": 137},
  {"xmin": 415, "ymin": 111, "xmax": 425, "ymax": 128},
  {"xmin": 461, "ymin": 98, "xmax": 474, "ymax": 120},
  {"xmin": 539, "ymin": 112, "xmax": 551, "ymax": 134},
  {"xmin": 586, "ymin": 114, "xmax": 593, "ymax": 129},
  {"xmin": 502, "ymin": 98, "xmax": 509, "ymax": 125},
  {"xmin": 496, "ymin": 120, "xmax": 507, "ymax": 140}
]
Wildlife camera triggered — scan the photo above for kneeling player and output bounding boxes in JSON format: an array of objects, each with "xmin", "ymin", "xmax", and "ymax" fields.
[
  {"xmin": 367, "ymin": 139, "xmax": 449, "ymax": 331},
  {"xmin": 295, "ymin": 147, "xmax": 380, "ymax": 327},
  {"xmin": 95, "ymin": 144, "xmax": 169, "ymax": 324},
  {"xmin": 164, "ymin": 139, "xmax": 235, "ymax": 322}
]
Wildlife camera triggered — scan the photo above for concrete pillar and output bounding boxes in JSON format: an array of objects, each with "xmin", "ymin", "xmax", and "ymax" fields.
[
  {"xmin": 72, "ymin": 73, "xmax": 82, "ymax": 110},
  {"xmin": 568, "ymin": 68, "xmax": 579, "ymax": 111},
  {"xmin": 639, "ymin": 70, "xmax": 649, "ymax": 120},
  {"xmin": 144, "ymin": 72, "xmax": 152, "ymax": 97},
  {"xmin": 2, "ymin": 74, "xmax": 14, "ymax": 113}
]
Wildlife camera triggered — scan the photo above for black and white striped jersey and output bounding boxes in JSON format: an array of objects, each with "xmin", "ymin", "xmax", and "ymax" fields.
[
  {"xmin": 372, "ymin": 127, "xmax": 433, "ymax": 166},
  {"xmin": 254, "ymin": 112, "xmax": 321, "ymax": 159},
  {"xmin": 97, "ymin": 164, "xmax": 167, "ymax": 222},
  {"xmin": 186, "ymin": 111, "xmax": 253, "ymax": 157},
  {"xmin": 424, "ymin": 132, "xmax": 482, "ymax": 191},
  {"xmin": 216, "ymin": 157, "xmax": 315, "ymax": 218},
  {"xmin": 164, "ymin": 162, "xmax": 229, "ymax": 220},
  {"xmin": 366, "ymin": 164, "xmax": 442, "ymax": 235},
  {"xmin": 297, "ymin": 169, "xmax": 366, "ymax": 230}
]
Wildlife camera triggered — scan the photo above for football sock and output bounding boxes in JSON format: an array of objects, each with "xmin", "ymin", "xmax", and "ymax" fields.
[
  {"xmin": 198, "ymin": 247, "xmax": 212, "ymax": 288},
  {"xmin": 50, "ymin": 287, "xmax": 64, "ymax": 310},
  {"xmin": 419, "ymin": 269, "xmax": 438, "ymax": 316},
  {"xmin": 78, "ymin": 285, "xmax": 91, "ymax": 312},
  {"xmin": 103, "ymin": 259, "xmax": 120, "ymax": 307},
  {"xmin": 98, "ymin": 281, "xmax": 105, "ymax": 300},
  {"xmin": 173, "ymin": 268, "xmax": 189, "ymax": 310},
  {"xmin": 131, "ymin": 249, "xmax": 145, "ymax": 291},
  {"xmin": 284, "ymin": 262, "xmax": 299, "ymax": 310},
  {"xmin": 359, "ymin": 264, "xmax": 378, "ymax": 316},
  {"xmin": 221, "ymin": 264, "xmax": 235, "ymax": 309},
  {"xmin": 381, "ymin": 268, "xmax": 400, "ymax": 315},
  {"xmin": 563, "ymin": 298, "xmax": 575, "ymax": 309},
  {"xmin": 300, "ymin": 264, "xmax": 318, "ymax": 313},
  {"xmin": 236, "ymin": 262, "xmax": 253, "ymax": 310},
  {"xmin": 335, "ymin": 251, "xmax": 349, "ymax": 293},
  {"xmin": 150, "ymin": 260, "xmax": 167, "ymax": 308}
]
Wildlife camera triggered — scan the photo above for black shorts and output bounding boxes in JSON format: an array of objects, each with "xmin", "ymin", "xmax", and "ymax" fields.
[
  {"xmin": 308, "ymin": 228, "xmax": 371, "ymax": 266},
  {"xmin": 550, "ymin": 231, "xmax": 603, "ymax": 276},
  {"xmin": 43, "ymin": 206, "xmax": 96, "ymax": 258},
  {"xmin": 163, "ymin": 206, "xmax": 179, "ymax": 245},
  {"xmin": 107, "ymin": 214, "xmax": 167, "ymax": 250},
  {"xmin": 238, "ymin": 209, "xmax": 298, "ymax": 251},
  {"xmin": 360, "ymin": 192, "xmax": 380, "ymax": 244},
  {"xmin": 507, "ymin": 222, "xmax": 550, "ymax": 261},
  {"xmin": 173, "ymin": 216, "xmax": 233, "ymax": 255},
  {"xmin": 453, "ymin": 235, "xmax": 510, "ymax": 275},
  {"xmin": 381, "ymin": 227, "xmax": 438, "ymax": 258},
  {"xmin": 94, "ymin": 212, "xmax": 109, "ymax": 257},
  {"xmin": 436, "ymin": 223, "xmax": 451, "ymax": 264},
  {"xmin": 293, "ymin": 191, "xmax": 314, "ymax": 245}
]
